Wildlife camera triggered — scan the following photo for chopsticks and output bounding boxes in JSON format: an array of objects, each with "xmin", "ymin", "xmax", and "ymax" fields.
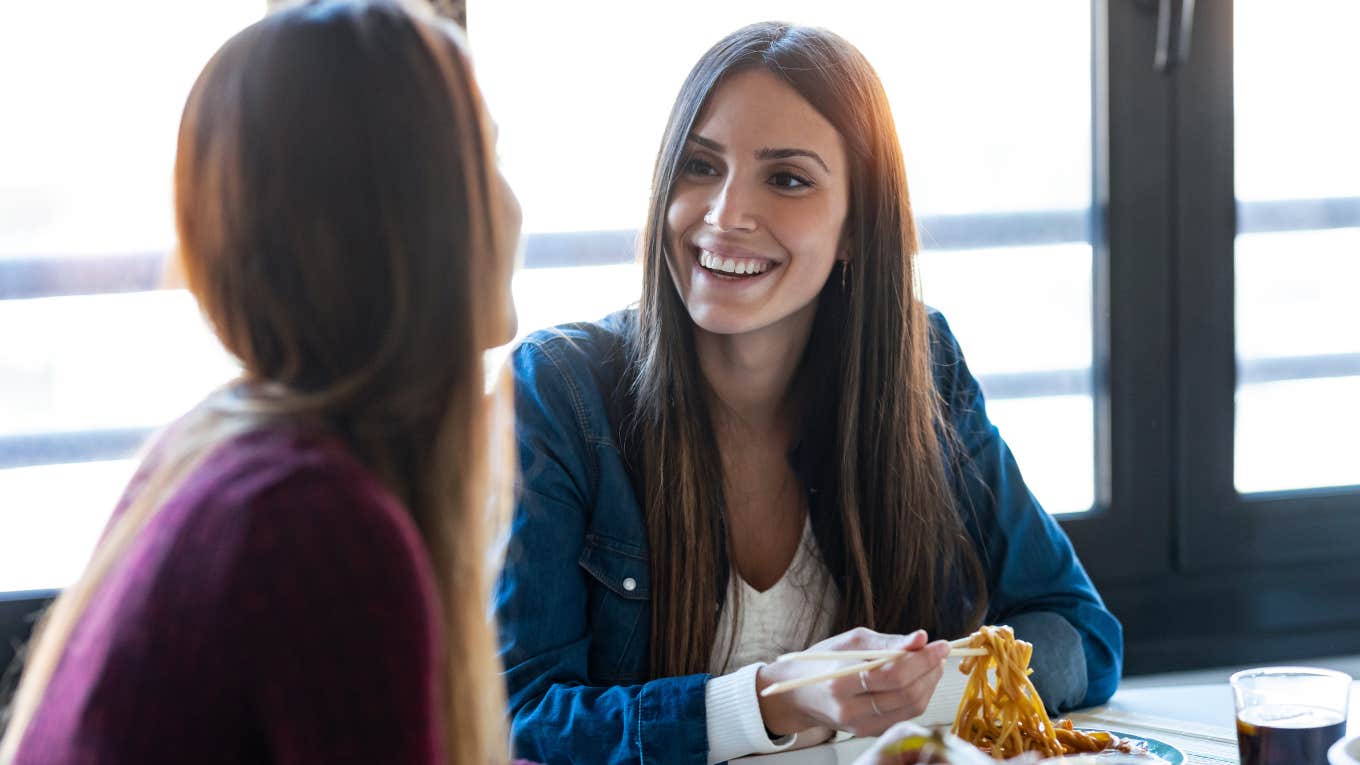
[
  {"xmin": 774, "ymin": 648, "xmax": 988, "ymax": 662},
  {"xmin": 775, "ymin": 636, "xmax": 986, "ymax": 663},
  {"xmin": 760, "ymin": 637, "xmax": 986, "ymax": 697}
]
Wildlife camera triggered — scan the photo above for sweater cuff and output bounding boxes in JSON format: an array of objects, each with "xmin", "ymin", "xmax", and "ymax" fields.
[{"xmin": 704, "ymin": 663, "xmax": 797, "ymax": 764}]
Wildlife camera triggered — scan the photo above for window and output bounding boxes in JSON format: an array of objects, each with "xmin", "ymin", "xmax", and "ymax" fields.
[
  {"xmin": 1233, "ymin": 1, "xmax": 1360, "ymax": 494},
  {"xmin": 0, "ymin": 2, "xmax": 261, "ymax": 593},
  {"xmin": 473, "ymin": 1, "xmax": 1098, "ymax": 514},
  {"xmin": 477, "ymin": 0, "xmax": 1360, "ymax": 671}
]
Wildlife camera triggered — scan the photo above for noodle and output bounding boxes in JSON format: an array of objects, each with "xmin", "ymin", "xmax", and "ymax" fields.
[
  {"xmin": 950, "ymin": 625, "xmax": 1142, "ymax": 760},
  {"xmin": 952, "ymin": 625, "xmax": 1064, "ymax": 758}
]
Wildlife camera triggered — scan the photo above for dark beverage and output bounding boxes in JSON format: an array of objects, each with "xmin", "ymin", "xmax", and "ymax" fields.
[{"xmin": 1236, "ymin": 704, "xmax": 1347, "ymax": 765}]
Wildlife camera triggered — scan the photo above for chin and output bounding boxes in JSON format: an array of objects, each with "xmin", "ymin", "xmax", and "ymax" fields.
[
  {"xmin": 482, "ymin": 306, "xmax": 518, "ymax": 351},
  {"xmin": 686, "ymin": 304, "xmax": 765, "ymax": 336}
]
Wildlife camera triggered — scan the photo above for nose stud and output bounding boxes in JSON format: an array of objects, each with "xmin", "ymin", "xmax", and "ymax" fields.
[{"xmin": 703, "ymin": 211, "xmax": 717, "ymax": 226}]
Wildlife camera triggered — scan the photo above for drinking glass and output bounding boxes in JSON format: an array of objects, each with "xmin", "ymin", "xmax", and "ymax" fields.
[{"xmin": 1232, "ymin": 666, "xmax": 1351, "ymax": 765}]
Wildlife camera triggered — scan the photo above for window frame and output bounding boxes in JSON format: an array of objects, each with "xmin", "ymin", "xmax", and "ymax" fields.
[
  {"xmin": 1171, "ymin": 0, "xmax": 1360, "ymax": 572},
  {"xmin": 1073, "ymin": 0, "xmax": 1360, "ymax": 675},
  {"xmin": 1059, "ymin": 0, "xmax": 1178, "ymax": 585}
]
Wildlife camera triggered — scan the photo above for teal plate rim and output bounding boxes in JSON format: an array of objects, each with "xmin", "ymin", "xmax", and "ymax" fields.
[{"xmin": 1080, "ymin": 728, "xmax": 1187, "ymax": 763}]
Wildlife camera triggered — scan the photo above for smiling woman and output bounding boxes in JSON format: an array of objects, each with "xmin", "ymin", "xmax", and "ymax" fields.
[
  {"xmin": 665, "ymin": 67, "xmax": 849, "ymax": 337},
  {"xmin": 496, "ymin": 21, "xmax": 1120, "ymax": 765}
]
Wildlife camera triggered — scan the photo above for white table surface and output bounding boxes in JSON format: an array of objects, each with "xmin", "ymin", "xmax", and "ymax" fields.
[{"xmin": 733, "ymin": 681, "xmax": 1359, "ymax": 764}]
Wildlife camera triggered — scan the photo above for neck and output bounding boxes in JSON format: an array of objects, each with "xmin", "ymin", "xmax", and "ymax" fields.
[{"xmin": 694, "ymin": 303, "xmax": 817, "ymax": 434}]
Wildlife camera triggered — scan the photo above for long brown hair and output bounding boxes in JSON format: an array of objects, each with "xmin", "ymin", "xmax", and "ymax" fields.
[
  {"xmin": 629, "ymin": 22, "xmax": 987, "ymax": 678},
  {"xmin": 0, "ymin": 2, "xmax": 512, "ymax": 763}
]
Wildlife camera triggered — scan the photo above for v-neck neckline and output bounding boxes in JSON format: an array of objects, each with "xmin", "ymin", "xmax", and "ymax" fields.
[{"xmin": 735, "ymin": 515, "xmax": 814, "ymax": 596}]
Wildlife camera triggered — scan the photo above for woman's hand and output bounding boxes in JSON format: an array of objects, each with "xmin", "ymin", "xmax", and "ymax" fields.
[{"xmin": 756, "ymin": 628, "xmax": 950, "ymax": 738}]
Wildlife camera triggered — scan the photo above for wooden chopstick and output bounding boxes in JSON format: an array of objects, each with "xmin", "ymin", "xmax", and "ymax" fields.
[
  {"xmin": 761, "ymin": 656, "xmax": 896, "ymax": 696},
  {"xmin": 775, "ymin": 636, "xmax": 982, "ymax": 663},
  {"xmin": 761, "ymin": 644, "xmax": 989, "ymax": 697},
  {"xmin": 776, "ymin": 648, "xmax": 987, "ymax": 662},
  {"xmin": 761, "ymin": 637, "xmax": 988, "ymax": 698}
]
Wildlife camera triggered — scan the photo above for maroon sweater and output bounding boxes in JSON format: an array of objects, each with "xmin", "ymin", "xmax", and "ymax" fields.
[{"xmin": 14, "ymin": 426, "xmax": 451, "ymax": 763}]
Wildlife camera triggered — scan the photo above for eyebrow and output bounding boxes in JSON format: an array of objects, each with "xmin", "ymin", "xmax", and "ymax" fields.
[{"xmin": 687, "ymin": 133, "xmax": 831, "ymax": 174}]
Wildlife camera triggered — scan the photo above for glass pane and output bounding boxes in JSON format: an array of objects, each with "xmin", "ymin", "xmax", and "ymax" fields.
[
  {"xmin": 0, "ymin": 461, "xmax": 137, "ymax": 593},
  {"xmin": 1234, "ymin": 2, "xmax": 1360, "ymax": 494},
  {"xmin": 473, "ymin": 1, "xmax": 1095, "ymax": 513},
  {"xmin": 0, "ymin": 3, "xmax": 262, "ymax": 593},
  {"xmin": 0, "ymin": 292, "xmax": 238, "ymax": 436},
  {"xmin": 0, "ymin": 291, "xmax": 239, "ymax": 592},
  {"xmin": 918, "ymin": 245, "xmax": 1093, "ymax": 514},
  {"xmin": 0, "ymin": 2, "xmax": 264, "ymax": 256}
]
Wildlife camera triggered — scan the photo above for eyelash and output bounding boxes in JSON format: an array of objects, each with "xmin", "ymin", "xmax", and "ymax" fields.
[
  {"xmin": 769, "ymin": 171, "xmax": 814, "ymax": 190},
  {"xmin": 681, "ymin": 156, "xmax": 815, "ymax": 190},
  {"xmin": 682, "ymin": 156, "xmax": 719, "ymax": 177}
]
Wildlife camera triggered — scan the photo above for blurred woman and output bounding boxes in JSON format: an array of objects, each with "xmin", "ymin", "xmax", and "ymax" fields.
[
  {"xmin": 1, "ymin": 1, "xmax": 520, "ymax": 762},
  {"xmin": 498, "ymin": 21, "xmax": 1121, "ymax": 764}
]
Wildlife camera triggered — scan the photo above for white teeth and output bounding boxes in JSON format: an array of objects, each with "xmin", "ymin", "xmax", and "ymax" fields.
[{"xmin": 698, "ymin": 249, "xmax": 771, "ymax": 276}]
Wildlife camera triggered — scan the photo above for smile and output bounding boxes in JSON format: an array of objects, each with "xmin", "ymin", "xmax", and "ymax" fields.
[{"xmin": 697, "ymin": 249, "xmax": 775, "ymax": 277}]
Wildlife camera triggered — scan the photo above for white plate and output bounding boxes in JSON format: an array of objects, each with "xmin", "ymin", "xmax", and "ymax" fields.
[{"xmin": 1331, "ymin": 733, "xmax": 1360, "ymax": 765}]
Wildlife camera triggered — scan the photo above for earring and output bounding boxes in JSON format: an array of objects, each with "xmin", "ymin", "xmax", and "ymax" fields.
[{"xmin": 840, "ymin": 259, "xmax": 850, "ymax": 291}]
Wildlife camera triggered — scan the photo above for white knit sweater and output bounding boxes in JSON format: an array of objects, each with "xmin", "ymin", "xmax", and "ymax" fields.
[{"xmin": 702, "ymin": 519, "xmax": 969, "ymax": 763}]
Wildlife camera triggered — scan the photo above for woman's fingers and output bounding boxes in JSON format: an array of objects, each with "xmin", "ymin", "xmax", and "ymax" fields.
[
  {"xmin": 899, "ymin": 656, "xmax": 946, "ymax": 715},
  {"xmin": 830, "ymin": 627, "xmax": 928, "ymax": 653},
  {"xmin": 834, "ymin": 644, "xmax": 946, "ymax": 736},
  {"xmin": 854, "ymin": 660, "xmax": 946, "ymax": 736},
  {"xmin": 880, "ymin": 657, "xmax": 945, "ymax": 718},
  {"xmin": 842, "ymin": 639, "xmax": 949, "ymax": 695},
  {"xmin": 786, "ymin": 627, "xmax": 952, "ymax": 737}
]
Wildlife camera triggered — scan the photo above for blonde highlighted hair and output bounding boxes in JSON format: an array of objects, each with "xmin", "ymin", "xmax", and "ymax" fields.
[{"xmin": 1, "ymin": 2, "xmax": 512, "ymax": 762}]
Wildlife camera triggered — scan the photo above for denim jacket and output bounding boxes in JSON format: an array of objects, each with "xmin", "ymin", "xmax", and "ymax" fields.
[{"xmin": 497, "ymin": 308, "xmax": 1122, "ymax": 764}]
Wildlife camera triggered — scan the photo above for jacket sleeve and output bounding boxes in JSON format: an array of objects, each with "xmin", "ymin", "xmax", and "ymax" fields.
[
  {"xmin": 496, "ymin": 339, "xmax": 710, "ymax": 765},
  {"xmin": 929, "ymin": 311, "xmax": 1124, "ymax": 711}
]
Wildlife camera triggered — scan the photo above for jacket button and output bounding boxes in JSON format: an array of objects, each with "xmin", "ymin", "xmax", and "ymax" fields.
[{"xmin": 622, "ymin": 577, "xmax": 637, "ymax": 592}]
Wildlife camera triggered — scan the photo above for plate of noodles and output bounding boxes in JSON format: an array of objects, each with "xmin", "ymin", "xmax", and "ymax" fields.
[
  {"xmin": 787, "ymin": 624, "xmax": 1185, "ymax": 763},
  {"xmin": 1034, "ymin": 729, "xmax": 1185, "ymax": 763},
  {"xmin": 947, "ymin": 625, "xmax": 1184, "ymax": 763},
  {"xmin": 883, "ymin": 725, "xmax": 1183, "ymax": 763}
]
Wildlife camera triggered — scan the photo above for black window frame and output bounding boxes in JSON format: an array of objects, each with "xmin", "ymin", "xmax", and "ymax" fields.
[{"xmin": 1075, "ymin": 0, "xmax": 1360, "ymax": 675}]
